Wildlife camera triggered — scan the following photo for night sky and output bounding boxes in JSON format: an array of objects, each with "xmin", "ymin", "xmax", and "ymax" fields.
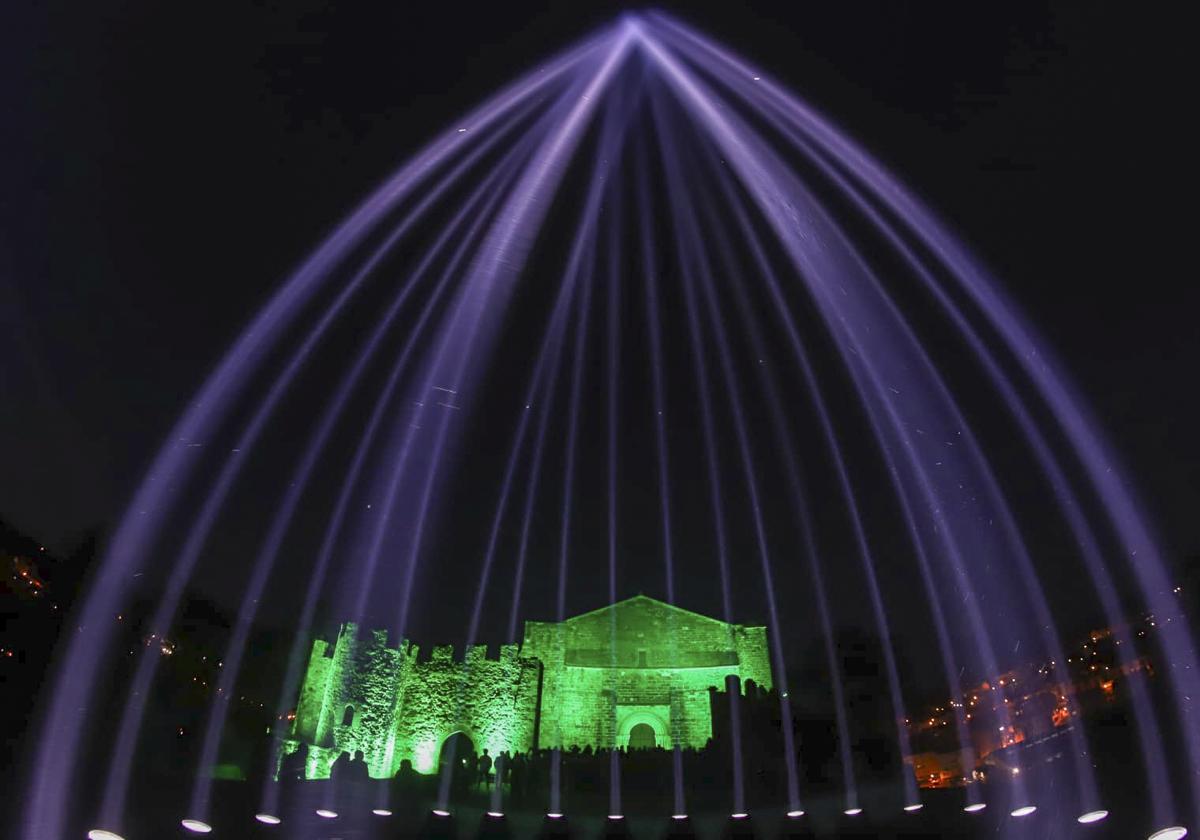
[{"xmin": 3, "ymin": 2, "xmax": 1197, "ymax": 688}]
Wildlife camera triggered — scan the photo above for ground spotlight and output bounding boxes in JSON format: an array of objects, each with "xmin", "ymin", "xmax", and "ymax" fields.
[
  {"xmin": 1011, "ymin": 805, "xmax": 1037, "ymax": 818},
  {"xmin": 903, "ymin": 804, "xmax": 924, "ymax": 812},
  {"xmin": 1148, "ymin": 828, "xmax": 1189, "ymax": 840},
  {"xmin": 87, "ymin": 831, "xmax": 126, "ymax": 840},
  {"xmin": 1077, "ymin": 810, "xmax": 1108, "ymax": 824},
  {"xmin": 180, "ymin": 820, "xmax": 213, "ymax": 833},
  {"xmin": 254, "ymin": 813, "xmax": 281, "ymax": 825},
  {"xmin": 964, "ymin": 803, "xmax": 987, "ymax": 813},
  {"xmin": 315, "ymin": 809, "xmax": 338, "ymax": 819},
  {"xmin": 372, "ymin": 809, "xmax": 393, "ymax": 816},
  {"xmin": 786, "ymin": 810, "xmax": 804, "ymax": 818}
]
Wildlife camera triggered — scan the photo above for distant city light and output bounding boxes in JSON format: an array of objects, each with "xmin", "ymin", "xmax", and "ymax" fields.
[
  {"xmin": 904, "ymin": 804, "xmax": 924, "ymax": 812},
  {"xmin": 964, "ymin": 803, "xmax": 987, "ymax": 813},
  {"xmin": 372, "ymin": 809, "xmax": 393, "ymax": 816},
  {"xmin": 180, "ymin": 820, "xmax": 212, "ymax": 833},
  {"xmin": 1077, "ymin": 810, "xmax": 1109, "ymax": 824},
  {"xmin": 1147, "ymin": 828, "xmax": 1189, "ymax": 840},
  {"xmin": 254, "ymin": 813, "xmax": 281, "ymax": 824},
  {"xmin": 315, "ymin": 809, "xmax": 338, "ymax": 819},
  {"xmin": 1011, "ymin": 805, "xmax": 1037, "ymax": 817}
]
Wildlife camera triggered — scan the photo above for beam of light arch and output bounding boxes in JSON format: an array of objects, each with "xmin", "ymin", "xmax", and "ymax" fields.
[{"xmin": 24, "ymin": 15, "xmax": 1198, "ymax": 840}]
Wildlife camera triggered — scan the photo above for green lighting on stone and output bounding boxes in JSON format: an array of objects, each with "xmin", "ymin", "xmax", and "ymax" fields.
[
  {"xmin": 283, "ymin": 596, "xmax": 771, "ymax": 778},
  {"xmin": 413, "ymin": 738, "xmax": 437, "ymax": 775}
]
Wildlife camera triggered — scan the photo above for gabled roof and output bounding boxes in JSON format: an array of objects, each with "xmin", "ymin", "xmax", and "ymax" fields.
[{"xmin": 557, "ymin": 594, "xmax": 743, "ymax": 628}]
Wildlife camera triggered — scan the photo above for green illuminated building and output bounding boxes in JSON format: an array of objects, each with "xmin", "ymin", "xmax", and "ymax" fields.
[{"xmin": 284, "ymin": 595, "xmax": 772, "ymax": 778}]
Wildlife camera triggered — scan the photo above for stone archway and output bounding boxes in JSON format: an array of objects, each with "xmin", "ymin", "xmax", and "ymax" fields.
[
  {"xmin": 439, "ymin": 731, "xmax": 475, "ymax": 773},
  {"xmin": 628, "ymin": 722, "xmax": 656, "ymax": 749},
  {"xmin": 616, "ymin": 706, "xmax": 671, "ymax": 749}
]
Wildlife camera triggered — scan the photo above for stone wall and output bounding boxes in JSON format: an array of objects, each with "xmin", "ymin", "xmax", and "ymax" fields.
[
  {"xmin": 523, "ymin": 595, "xmax": 773, "ymax": 750},
  {"xmin": 287, "ymin": 597, "xmax": 773, "ymax": 777},
  {"xmin": 390, "ymin": 642, "xmax": 540, "ymax": 774},
  {"xmin": 289, "ymin": 624, "xmax": 540, "ymax": 778},
  {"xmin": 735, "ymin": 625, "xmax": 774, "ymax": 691}
]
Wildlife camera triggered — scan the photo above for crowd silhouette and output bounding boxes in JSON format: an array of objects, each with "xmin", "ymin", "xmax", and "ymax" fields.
[{"xmin": 275, "ymin": 684, "xmax": 905, "ymax": 817}]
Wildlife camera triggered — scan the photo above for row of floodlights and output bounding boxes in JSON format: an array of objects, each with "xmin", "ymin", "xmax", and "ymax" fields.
[{"xmin": 84, "ymin": 811, "xmax": 1189, "ymax": 839}]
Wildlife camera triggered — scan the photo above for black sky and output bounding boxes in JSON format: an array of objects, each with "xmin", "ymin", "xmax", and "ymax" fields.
[{"xmin": 2, "ymin": 1, "xmax": 1197, "ymax": 666}]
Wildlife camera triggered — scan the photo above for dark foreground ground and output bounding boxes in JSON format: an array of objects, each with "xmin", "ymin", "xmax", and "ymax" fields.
[{"xmin": 74, "ymin": 775, "xmax": 1161, "ymax": 840}]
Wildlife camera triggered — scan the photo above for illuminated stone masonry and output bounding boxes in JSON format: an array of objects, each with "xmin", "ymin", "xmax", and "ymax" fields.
[{"xmin": 285, "ymin": 595, "xmax": 772, "ymax": 778}]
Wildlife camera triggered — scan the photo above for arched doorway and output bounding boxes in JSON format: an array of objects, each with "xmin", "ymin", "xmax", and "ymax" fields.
[
  {"xmin": 616, "ymin": 706, "xmax": 671, "ymax": 749},
  {"xmin": 439, "ymin": 732, "xmax": 475, "ymax": 773},
  {"xmin": 628, "ymin": 722, "xmax": 657, "ymax": 749}
]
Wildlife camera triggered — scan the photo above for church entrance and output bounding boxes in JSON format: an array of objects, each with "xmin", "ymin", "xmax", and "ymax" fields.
[
  {"xmin": 628, "ymin": 722, "xmax": 657, "ymax": 749},
  {"xmin": 616, "ymin": 705, "xmax": 671, "ymax": 749}
]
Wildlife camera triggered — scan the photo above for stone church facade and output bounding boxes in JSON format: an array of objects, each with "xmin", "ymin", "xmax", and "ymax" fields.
[{"xmin": 284, "ymin": 595, "xmax": 772, "ymax": 778}]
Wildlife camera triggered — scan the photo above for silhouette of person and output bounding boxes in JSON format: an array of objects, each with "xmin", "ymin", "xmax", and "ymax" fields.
[
  {"xmin": 394, "ymin": 758, "xmax": 416, "ymax": 788},
  {"xmin": 477, "ymin": 748, "xmax": 493, "ymax": 788},
  {"xmin": 346, "ymin": 749, "xmax": 370, "ymax": 781},
  {"xmin": 494, "ymin": 750, "xmax": 509, "ymax": 786},
  {"xmin": 329, "ymin": 749, "xmax": 350, "ymax": 780},
  {"xmin": 508, "ymin": 752, "xmax": 524, "ymax": 803}
]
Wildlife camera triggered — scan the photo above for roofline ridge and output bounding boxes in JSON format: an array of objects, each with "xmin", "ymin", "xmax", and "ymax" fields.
[{"xmin": 552, "ymin": 593, "xmax": 750, "ymax": 627}]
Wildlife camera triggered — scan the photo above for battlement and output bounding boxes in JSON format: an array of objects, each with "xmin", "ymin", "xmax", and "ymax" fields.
[
  {"xmin": 421, "ymin": 641, "xmax": 527, "ymax": 664},
  {"xmin": 317, "ymin": 623, "xmax": 531, "ymax": 666}
]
